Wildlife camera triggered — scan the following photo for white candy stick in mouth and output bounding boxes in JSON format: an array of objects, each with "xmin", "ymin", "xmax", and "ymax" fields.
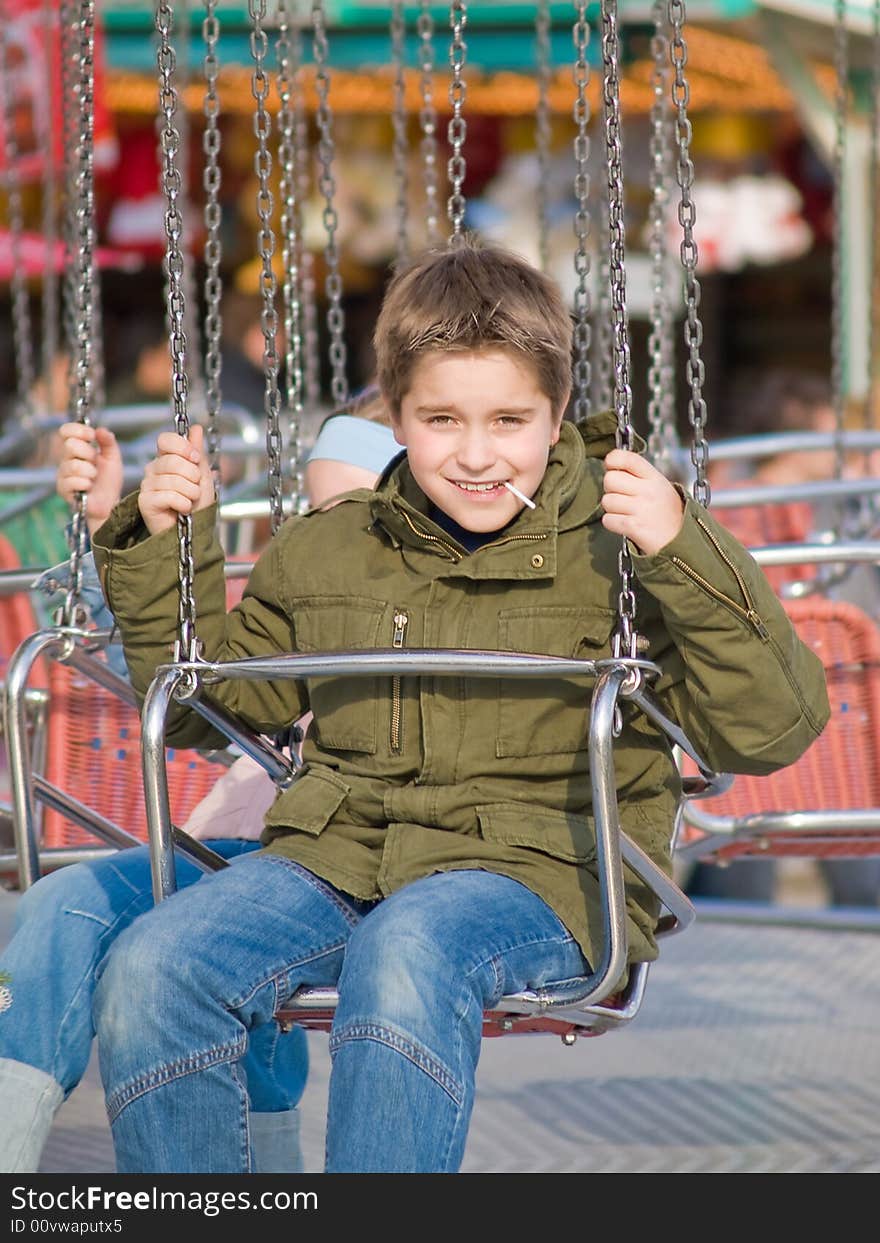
[{"xmin": 503, "ymin": 480, "xmax": 536, "ymax": 509}]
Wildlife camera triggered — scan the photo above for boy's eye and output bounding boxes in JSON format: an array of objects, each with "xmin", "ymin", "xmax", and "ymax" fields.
[
  {"xmin": 498, "ymin": 416, "xmax": 524, "ymax": 427},
  {"xmin": 427, "ymin": 415, "xmax": 454, "ymax": 425}
]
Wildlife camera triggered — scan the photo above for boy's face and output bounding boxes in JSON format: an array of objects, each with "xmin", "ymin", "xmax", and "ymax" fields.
[{"xmin": 392, "ymin": 349, "xmax": 564, "ymax": 533}]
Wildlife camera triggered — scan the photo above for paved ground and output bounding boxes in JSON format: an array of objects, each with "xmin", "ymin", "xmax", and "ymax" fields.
[{"xmin": 3, "ymin": 884, "xmax": 878, "ymax": 1175}]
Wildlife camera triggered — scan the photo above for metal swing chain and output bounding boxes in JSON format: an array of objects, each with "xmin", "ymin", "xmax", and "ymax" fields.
[
  {"xmin": 248, "ymin": 0, "xmax": 285, "ymax": 535},
  {"xmin": 447, "ymin": 1, "xmax": 468, "ymax": 245},
  {"xmin": 290, "ymin": 21, "xmax": 321, "ymax": 414},
  {"xmin": 201, "ymin": 0, "xmax": 224, "ymax": 479},
  {"xmin": 830, "ymin": 0, "xmax": 848, "ymax": 492},
  {"xmin": 156, "ymin": 0, "xmax": 199, "ymax": 665},
  {"xmin": 418, "ymin": 0, "xmax": 441, "ymax": 247},
  {"xmin": 593, "ymin": 179, "xmax": 613, "ymax": 413},
  {"xmin": 391, "ymin": 1, "xmax": 409, "ymax": 267},
  {"xmin": 535, "ymin": 0, "xmax": 552, "ymax": 274},
  {"xmin": 668, "ymin": 0, "xmax": 710, "ymax": 506},
  {"xmin": 59, "ymin": 2, "xmax": 81, "ymax": 396},
  {"xmin": 276, "ymin": 0, "xmax": 307, "ymax": 513},
  {"xmin": 312, "ymin": 0, "xmax": 349, "ymax": 407},
  {"xmin": 62, "ymin": 0, "xmax": 101, "ymax": 628},
  {"xmin": 176, "ymin": 1, "xmax": 206, "ymax": 421},
  {"xmin": 40, "ymin": 0, "xmax": 60, "ymax": 419},
  {"xmin": 600, "ymin": 0, "xmax": 638, "ymax": 660},
  {"xmin": 0, "ymin": 21, "xmax": 36, "ymax": 422},
  {"xmin": 571, "ymin": 0, "xmax": 592, "ymax": 425},
  {"xmin": 646, "ymin": 0, "xmax": 678, "ymax": 470}
]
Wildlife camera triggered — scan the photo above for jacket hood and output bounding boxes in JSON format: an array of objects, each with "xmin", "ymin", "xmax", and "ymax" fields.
[{"xmin": 370, "ymin": 409, "xmax": 633, "ymax": 559}]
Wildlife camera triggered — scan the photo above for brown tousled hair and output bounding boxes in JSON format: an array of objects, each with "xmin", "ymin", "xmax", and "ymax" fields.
[{"xmin": 373, "ymin": 236, "xmax": 573, "ymax": 417}]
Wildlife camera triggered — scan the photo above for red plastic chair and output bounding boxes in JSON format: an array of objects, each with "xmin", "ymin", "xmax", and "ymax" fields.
[
  {"xmin": 680, "ymin": 596, "xmax": 880, "ymax": 862},
  {"xmin": 39, "ymin": 561, "xmax": 255, "ymax": 848}
]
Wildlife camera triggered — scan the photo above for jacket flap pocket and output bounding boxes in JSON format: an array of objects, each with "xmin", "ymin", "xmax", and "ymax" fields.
[
  {"xmin": 477, "ymin": 803, "xmax": 596, "ymax": 864},
  {"xmin": 499, "ymin": 605, "xmax": 616, "ymax": 657},
  {"xmin": 264, "ymin": 765, "xmax": 350, "ymax": 836},
  {"xmin": 294, "ymin": 596, "xmax": 384, "ymax": 652}
]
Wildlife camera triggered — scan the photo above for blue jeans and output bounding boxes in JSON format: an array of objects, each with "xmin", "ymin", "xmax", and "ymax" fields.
[
  {"xmin": 0, "ymin": 842, "xmax": 308, "ymax": 1172},
  {"xmin": 94, "ymin": 857, "xmax": 589, "ymax": 1173}
]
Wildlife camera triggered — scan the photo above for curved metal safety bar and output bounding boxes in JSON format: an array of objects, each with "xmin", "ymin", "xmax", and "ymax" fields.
[
  {"xmin": 750, "ymin": 539, "xmax": 880, "ymax": 567},
  {"xmin": 677, "ymin": 806, "xmax": 880, "ymax": 863},
  {"xmin": 141, "ymin": 656, "xmax": 701, "ymax": 1026},
  {"xmin": 628, "ymin": 685, "xmax": 734, "ymax": 799},
  {"xmin": 693, "ymin": 429, "xmax": 880, "ymax": 463},
  {"xmin": 0, "ymin": 559, "xmax": 258, "ymax": 598},
  {"xmin": 168, "ymin": 650, "xmax": 663, "ymax": 686},
  {"xmin": 0, "ymin": 465, "xmax": 147, "ymax": 492},
  {"xmin": 708, "ymin": 477, "xmax": 880, "ymax": 509},
  {"xmin": 4, "ymin": 628, "xmax": 80, "ymax": 888}
]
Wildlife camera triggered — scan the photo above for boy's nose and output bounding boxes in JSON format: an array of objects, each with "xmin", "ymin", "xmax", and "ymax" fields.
[{"xmin": 455, "ymin": 430, "xmax": 495, "ymax": 474}]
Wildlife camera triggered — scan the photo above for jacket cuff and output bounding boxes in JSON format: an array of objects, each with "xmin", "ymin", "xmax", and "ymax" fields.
[{"xmin": 92, "ymin": 498, "xmax": 221, "ymax": 613}]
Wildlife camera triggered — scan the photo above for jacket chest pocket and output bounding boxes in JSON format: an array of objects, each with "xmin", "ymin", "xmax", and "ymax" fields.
[
  {"xmin": 294, "ymin": 597, "xmax": 385, "ymax": 754},
  {"xmin": 496, "ymin": 606, "xmax": 616, "ymax": 758}
]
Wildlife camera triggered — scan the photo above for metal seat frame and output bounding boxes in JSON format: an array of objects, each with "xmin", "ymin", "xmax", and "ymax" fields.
[{"xmin": 136, "ymin": 649, "xmax": 724, "ymax": 1041}]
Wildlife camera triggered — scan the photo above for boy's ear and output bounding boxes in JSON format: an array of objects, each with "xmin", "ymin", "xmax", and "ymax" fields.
[
  {"xmin": 390, "ymin": 412, "xmax": 407, "ymax": 447},
  {"xmin": 549, "ymin": 405, "xmax": 567, "ymax": 447}
]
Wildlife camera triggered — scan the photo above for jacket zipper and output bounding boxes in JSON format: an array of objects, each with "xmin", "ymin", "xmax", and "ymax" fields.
[
  {"xmin": 390, "ymin": 610, "xmax": 409, "ymax": 753},
  {"xmin": 480, "ymin": 531, "xmax": 548, "ymax": 552},
  {"xmin": 671, "ymin": 515, "xmax": 770, "ymax": 639},
  {"xmin": 399, "ymin": 510, "xmax": 461, "ymax": 560}
]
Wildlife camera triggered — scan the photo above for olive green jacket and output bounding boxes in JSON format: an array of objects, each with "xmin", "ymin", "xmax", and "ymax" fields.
[{"xmin": 93, "ymin": 416, "xmax": 830, "ymax": 969}]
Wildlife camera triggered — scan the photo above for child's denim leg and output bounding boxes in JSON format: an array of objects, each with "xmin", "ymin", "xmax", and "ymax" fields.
[
  {"xmin": 326, "ymin": 869, "xmax": 587, "ymax": 1172},
  {"xmin": 94, "ymin": 855, "xmax": 362, "ymax": 1173}
]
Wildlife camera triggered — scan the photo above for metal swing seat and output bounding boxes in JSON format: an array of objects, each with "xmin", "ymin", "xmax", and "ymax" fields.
[{"xmin": 139, "ymin": 648, "xmax": 714, "ymax": 1043}]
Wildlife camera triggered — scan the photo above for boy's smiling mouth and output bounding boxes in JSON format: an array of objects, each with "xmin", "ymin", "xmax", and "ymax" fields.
[{"xmin": 449, "ymin": 479, "xmax": 508, "ymax": 495}]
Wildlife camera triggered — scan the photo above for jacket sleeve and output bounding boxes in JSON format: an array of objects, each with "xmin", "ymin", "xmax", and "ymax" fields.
[
  {"xmin": 630, "ymin": 496, "xmax": 830, "ymax": 776},
  {"xmin": 91, "ymin": 493, "xmax": 309, "ymax": 748}
]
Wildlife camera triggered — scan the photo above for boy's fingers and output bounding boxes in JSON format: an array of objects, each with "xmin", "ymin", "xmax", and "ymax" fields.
[
  {"xmin": 604, "ymin": 448, "xmax": 652, "ymax": 476},
  {"xmin": 602, "ymin": 469, "xmax": 641, "ymax": 495},
  {"xmin": 145, "ymin": 452, "xmax": 203, "ymax": 483},
  {"xmin": 155, "ymin": 431, "xmax": 200, "ymax": 462},
  {"xmin": 142, "ymin": 472, "xmax": 203, "ymax": 500}
]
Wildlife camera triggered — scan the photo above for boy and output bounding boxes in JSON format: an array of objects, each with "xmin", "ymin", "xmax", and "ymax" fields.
[{"xmin": 91, "ymin": 238, "xmax": 829, "ymax": 1173}]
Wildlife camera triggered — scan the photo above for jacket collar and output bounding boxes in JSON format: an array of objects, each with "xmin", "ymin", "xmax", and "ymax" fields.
[{"xmin": 369, "ymin": 411, "xmax": 635, "ymax": 579}]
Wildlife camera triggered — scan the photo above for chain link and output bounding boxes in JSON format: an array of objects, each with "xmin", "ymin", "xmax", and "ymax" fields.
[
  {"xmin": 290, "ymin": 25, "xmax": 320, "ymax": 414},
  {"xmin": 668, "ymin": 0, "xmax": 710, "ymax": 506},
  {"xmin": 600, "ymin": 0, "xmax": 638, "ymax": 658},
  {"xmin": 593, "ymin": 182, "xmax": 613, "ymax": 412},
  {"xmin": 571, "ymin": 0, "xmax": 592, "ymax": 425},
  {"xmin": 0, "ymin": 21, "xmax": 36, "ymax": 423},
  {"xmin": 391, "ymin": 2, "xmax": 409, "ymax": 267},
  {"xmin": 447, "ymin": 1, "xmax": 467, "ymax": 244},
  {"xmin": 201, "ymin": 0, "xmax": 223, "ymax": 479},
  {"xmin": 177, "ymin": 1, "xmax": 206, "ymax": 422},
  {"xmin": 276, "ymin": 0, "xmax": 307, "ymax": 513},
  {"xmin": 535, "ymin": 0, "xmax": 552, "ymax": 274},
  {"xmin": 60, "ymin": 1, "xmax": 102, "ymax": 627},
  {"xmin": 40, "ymin": 0, "xmax": 59, "ymax": 420},
  {"xmin": 156, "ymin": 0, "xmax": 198, "ymax": 663},
  {"xmin": 59, "ymin": 2, "xmax": 80, "ymax": 398},
  {"xmin": 312, "ymin": 0, "xmax": 349, "ymax": 406},
  {"xmin": 418, "ymin": 0, "xmax": 441, "ymax": 247},
  {"xmin": 646, "ymin": 0, "xmax": 678, "ymax": 470},
  {"xmin": 248, "ymin": 0, "xmax": 286, "ymax": 534}
]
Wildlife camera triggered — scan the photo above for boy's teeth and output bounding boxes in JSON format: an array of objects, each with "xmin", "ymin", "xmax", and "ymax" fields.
[{"xmin": 457, "ymin": 481, "xmax": 499, "ymax": 492}]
